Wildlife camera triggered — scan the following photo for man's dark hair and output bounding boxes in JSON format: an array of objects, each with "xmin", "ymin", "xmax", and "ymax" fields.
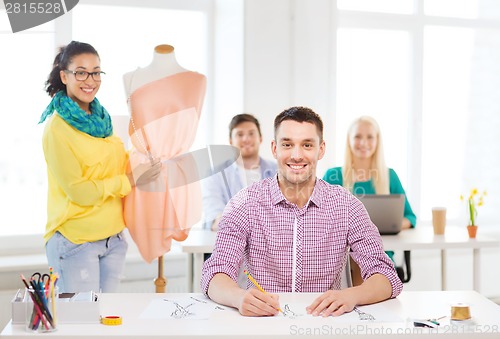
[
  {"xmin": 228, "ymin": 113, "xmax": 262, "ymax": 139},
  {"xmin": 274, "ymin": 106, "xmax": 324, "ymax": 142}
]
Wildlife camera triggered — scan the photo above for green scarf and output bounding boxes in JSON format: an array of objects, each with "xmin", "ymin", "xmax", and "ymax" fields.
[{"xmin": 39, "ymin": 91, "xmax": 113, "ymax": 138}]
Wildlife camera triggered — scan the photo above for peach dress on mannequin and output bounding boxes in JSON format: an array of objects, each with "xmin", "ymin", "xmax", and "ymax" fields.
[{"xmin": 124, "ymin": 50, "xmax": 206, "ymax": 263}]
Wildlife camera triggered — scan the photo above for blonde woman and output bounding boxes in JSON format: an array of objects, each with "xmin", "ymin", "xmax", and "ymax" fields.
[{"xmin": 323, "ymin": 116, "xmax": 416, "ymax": 261}]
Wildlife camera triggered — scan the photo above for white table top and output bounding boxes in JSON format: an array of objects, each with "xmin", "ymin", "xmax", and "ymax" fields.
[
  {"xmin": 181, "ymin": 227, "xmax": 500, "ymax": 254},
  {"xmin": 181, "ymin": 229, "xmax": 217, "ymax": 253},
  {"xmin": 2, "ymin": 291, "xmax": 500, "ymax": 338},
  {"xmin": 382, "ymin": 226, "xmax": 500, "ymax": 250}
]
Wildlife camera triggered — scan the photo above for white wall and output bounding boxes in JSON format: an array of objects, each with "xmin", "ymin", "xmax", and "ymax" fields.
[
  {"xmin": 211, "ymin": 0, "xmax": 245, "ymax": 144},
  {"xmin": 243, "ymin": 0, "xmax": 335, "ymax": 173}
]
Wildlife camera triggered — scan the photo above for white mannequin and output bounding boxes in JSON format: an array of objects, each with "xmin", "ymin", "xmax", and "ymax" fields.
[
  {"xmin": 123, "ymin": 44, "xmax": 187, "ymax": 96},
  {"xmin": 122, "ymin": 44, "xmax": 207, "ymax": 292}
]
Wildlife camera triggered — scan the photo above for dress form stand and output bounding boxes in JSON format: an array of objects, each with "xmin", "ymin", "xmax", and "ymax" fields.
[
  {"xmin": 125, "ymin": 44, "xmax": 181, "ymax": 293},
  {"xmin": 153, "ymin": 45, "xmax": 171, "ymax": 293},
  {"xmin": 123, "ymin": 44, "xmax": 206, "ymax": 294},
  {"xmin": 152, "ymin": 45, "xmax": 176, "ymax": 294},
  {"xmin": 154, "ymin": 44, "xmax": 183, "ymax": 293},
  {"xmin": 155, "ymin": 256, "xmax": 166, "ymax": 292}
]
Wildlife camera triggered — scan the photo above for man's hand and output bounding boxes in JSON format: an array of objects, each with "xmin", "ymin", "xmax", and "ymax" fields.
[
  {"xmin": 307, "ymin": 273, "xmax": 393, "ymax": 317},
  {"xmin": 207, "ymin": 273, "xmax": 281, "ymax": 317},
  {"xmin": 306, "ymin": 289, "xmax": 358, "ymax": 317},
  {"xmin": 237, "ymin": 288, "xmax": 281, "ymax": 317}
]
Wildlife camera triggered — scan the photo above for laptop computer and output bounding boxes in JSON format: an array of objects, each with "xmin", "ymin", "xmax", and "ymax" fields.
[{"xmin": 357, "ymin": 194, "xmax": 405, "ymax": 235}]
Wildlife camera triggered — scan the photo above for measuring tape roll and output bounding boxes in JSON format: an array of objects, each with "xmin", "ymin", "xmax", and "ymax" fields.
[{"xmin": 101, "ymin": 315, "xmax": 122, "ymax": 326}]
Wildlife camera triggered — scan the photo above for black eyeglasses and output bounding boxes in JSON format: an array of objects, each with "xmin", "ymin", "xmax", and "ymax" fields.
[{"xmin": 64, "ymin": 70, "xmax": 106, "ymax": 82}]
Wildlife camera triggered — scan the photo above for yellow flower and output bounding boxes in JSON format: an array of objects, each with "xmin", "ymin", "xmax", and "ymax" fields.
[{"xmin": 461, "ymin": 188, "xmax": 486, "ymax": 226}]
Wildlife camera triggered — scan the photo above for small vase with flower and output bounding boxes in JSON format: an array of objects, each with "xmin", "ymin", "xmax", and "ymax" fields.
[{"xmin": 461, "ymin": 188, "xmax": 486, "ymax": 239}]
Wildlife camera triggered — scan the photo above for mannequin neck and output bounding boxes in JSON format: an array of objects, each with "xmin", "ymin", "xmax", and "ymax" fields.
[
  {"xmin": 151, "ymin": 49, "xmax": 178, "ymax": 68},
  {"xmin": 146, "ymin": 44, "xmax": 185, "ymax": 74},
  {"xmin": 123, "ymin": 44, "xmax": 188, "ymax": 95}
]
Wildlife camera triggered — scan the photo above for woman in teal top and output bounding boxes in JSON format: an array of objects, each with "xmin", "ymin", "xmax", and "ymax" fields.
[
  {"xmin": 323, "ymin": 167, "xmax": 416, "ymax": 227},
  {"xmin": 323, "ymin": 116, "xmax": 417, "ymax": 261}
]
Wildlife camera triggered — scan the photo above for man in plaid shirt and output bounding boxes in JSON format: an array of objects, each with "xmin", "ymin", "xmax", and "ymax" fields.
[{"xmin": 201, "ymin": 106, "xmax": 403, "ymax": 317}]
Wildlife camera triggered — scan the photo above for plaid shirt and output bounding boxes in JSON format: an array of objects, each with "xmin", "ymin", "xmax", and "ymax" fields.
[{"xmin": 201, "ymin": 176, "xmax": 403, "ymax": 298}]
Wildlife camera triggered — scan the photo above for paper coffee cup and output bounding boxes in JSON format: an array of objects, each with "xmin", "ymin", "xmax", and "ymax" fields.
[{"xmin": 432, "ymin": 207, "xmax": 446, "ymax": 235}]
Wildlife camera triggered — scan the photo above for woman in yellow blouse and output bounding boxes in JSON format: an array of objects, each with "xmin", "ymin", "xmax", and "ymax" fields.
[{"xmin": 40, "ymin": 41, "xmax": 160, "ymax": 293}]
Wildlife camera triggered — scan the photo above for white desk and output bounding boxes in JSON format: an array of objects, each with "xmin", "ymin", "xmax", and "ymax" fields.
[
  {"xmin": 381, "ymin": 227, "xmax": 499, "ymax": 291},
  {"xmin": 181, "ymin": 230, "xmax": 217, "ymax": 293},
  {"xmin": 2, "ymin": 291, "xmax": 500, "ymax": 338},
  {"xmin": 181, "ymin": 227, "xmax": 499, "ymax": 293}
]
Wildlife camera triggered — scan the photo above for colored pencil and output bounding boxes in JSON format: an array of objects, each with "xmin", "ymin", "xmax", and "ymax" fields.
[
  {"xmin": 243, "ymin": 270, "xmax": 283, "ymax": 313},
  {"xmin": 49, "ymin": 267, "xmax": 57, "ymax": 327}
]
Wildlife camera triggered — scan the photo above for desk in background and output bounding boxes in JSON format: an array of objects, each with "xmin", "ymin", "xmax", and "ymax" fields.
[
  {"xmin": 181, "ymin": 227, "xmax": 499, "ymax": 293},
  {"xmin": 381, "ymin": 227, "xmax": 499, "ymax": 291},
  {"xmin": 181, "ymin": 230, "xmax": 216, "ymax": 293}
]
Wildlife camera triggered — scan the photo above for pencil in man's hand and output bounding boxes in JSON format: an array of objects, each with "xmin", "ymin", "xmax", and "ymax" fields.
[{"xmin": 243, "ymin": 270, "xmax": 283, "ymax": 313}]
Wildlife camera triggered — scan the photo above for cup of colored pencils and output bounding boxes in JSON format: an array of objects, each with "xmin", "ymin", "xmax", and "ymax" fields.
[{"xmin": 22, "ymin": 273, "xmax": 58, "ymax": 332}]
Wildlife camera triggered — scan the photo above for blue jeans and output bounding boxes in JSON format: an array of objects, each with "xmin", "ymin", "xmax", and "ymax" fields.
[{"xmin": 45, "ymin": 231, "xmax": 127, "ymax": 293}]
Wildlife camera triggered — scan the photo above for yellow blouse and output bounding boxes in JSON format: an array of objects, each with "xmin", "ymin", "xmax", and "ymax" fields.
[{"xmin": 42, "ymin": 113, "xmax": 131, "ymax": 244}]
